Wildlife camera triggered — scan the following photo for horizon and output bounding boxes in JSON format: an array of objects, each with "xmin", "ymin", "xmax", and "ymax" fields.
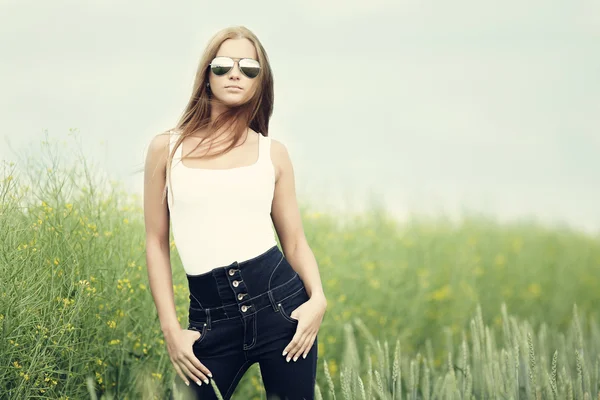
[{"xmin": 1, "ymin": 0, "xmax": 598, "ymax": 234}]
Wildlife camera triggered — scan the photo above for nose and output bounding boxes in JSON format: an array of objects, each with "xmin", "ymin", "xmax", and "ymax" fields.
[{"xmin": 228, "ymin": 61, "xmax": 242, "ymax": 79}]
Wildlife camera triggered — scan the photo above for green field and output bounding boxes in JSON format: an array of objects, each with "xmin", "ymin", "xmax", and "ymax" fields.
[{"xmin": 1, "ymin": 139, "xmax": 599, "ymax": 399}]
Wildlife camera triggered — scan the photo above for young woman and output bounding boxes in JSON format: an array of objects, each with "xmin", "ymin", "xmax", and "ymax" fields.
[{"xmin": 143, "ymin": 26, "xmax": 327, "ymax": 399}]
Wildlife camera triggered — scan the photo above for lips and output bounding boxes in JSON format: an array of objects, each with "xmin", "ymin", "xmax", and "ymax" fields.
[{"xmin": 225, "ymin": 86, "xmax": 242, "ymax": 90}]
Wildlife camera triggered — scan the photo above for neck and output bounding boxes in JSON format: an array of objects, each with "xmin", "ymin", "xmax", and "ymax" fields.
[{"xmin": 210, "ymin": 101, "xmax": 229, "ymax": 125}]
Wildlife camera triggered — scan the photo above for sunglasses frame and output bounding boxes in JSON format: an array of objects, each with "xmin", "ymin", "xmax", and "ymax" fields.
[{"xmin": 209, "ymin": 56, "xmax": 261, "ymax": 79}]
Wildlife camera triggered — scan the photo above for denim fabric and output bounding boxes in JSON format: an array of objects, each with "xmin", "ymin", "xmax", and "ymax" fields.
[{"xmin": 174, "ymin": 244, "xmax": 318, "ymax": 400}]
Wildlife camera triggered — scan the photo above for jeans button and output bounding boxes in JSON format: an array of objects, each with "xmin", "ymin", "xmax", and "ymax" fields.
[
  {"xmin": 228, "ymin": 269, "xmax": 236, "ymax": 276},
  {"xmin": 233, "ymin": 280, "xmax": 239, "ymax": 288},
  {"xmin": 241, "ymin": 305, "xmax": 248, "ymax": 312},
  {"xmin": 237, "ymin": 293, "xmax": 245, "ymax": 300}
]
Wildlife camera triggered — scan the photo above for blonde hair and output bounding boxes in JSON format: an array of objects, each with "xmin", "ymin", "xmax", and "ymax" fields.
[{"xmin": 163, "ymin": 25, "xmax": 274, "ymax": 205}]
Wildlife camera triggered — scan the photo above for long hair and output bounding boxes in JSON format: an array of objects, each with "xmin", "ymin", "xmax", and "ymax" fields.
[{"xmin": 163, "ymin": 25, "xmax": 274, "ymax": 206}]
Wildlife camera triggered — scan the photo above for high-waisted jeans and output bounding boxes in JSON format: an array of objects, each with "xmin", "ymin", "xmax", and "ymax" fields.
[{"xmin": 174, "ymin": 244, "xmax": 318, "ymax": 400}]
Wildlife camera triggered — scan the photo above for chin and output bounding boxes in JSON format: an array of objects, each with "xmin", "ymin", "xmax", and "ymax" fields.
[{"xmin": 223, "ymin": 97, "xmax": 248, "ymax": 107}]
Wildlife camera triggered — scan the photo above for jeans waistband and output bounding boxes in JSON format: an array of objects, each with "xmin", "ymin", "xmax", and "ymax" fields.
[{"xmin": 186, "ymin": 245, "xmax": 305, "ymax": 325}]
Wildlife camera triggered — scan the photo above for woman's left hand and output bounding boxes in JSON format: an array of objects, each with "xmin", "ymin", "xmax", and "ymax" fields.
[{"xmin": 282, "ymin": 296, "xmax": 327, "ymax": 362}]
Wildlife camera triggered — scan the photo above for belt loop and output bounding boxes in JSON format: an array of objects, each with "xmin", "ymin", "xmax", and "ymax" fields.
[
  {"xmin": 267, "ymin": 290, "xmax": 278, "ymax": 311},
  {"xmin": 206, "ymin": 308, "xmax": 212, "ymax": 330}
]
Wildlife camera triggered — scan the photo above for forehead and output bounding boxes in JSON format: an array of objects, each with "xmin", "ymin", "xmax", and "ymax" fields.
[{"xmin": 216, "ymin": 38, "xmax": 257, "ymax": 59}]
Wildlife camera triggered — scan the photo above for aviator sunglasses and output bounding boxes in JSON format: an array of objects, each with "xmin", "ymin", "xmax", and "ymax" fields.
[{"xmin": 209, "ymin": 56, "xmax": 261, "ymax": 79}]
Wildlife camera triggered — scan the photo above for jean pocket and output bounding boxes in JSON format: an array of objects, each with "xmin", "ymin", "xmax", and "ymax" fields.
[
  {"xmin": 187, "ymin": 322, "xmax": 208, "ymax": 346},
  {"xmin": 276, "ymin": 286, "xmax": 308, "ymax": 325}
]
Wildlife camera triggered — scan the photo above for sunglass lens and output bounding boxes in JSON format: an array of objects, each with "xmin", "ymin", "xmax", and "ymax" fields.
[
  {"xmin": 210, "ymin": 57, "xmax": 233, "ymax": 76},
  {"xmin": 239, "ymin": 59, "xmax": 260, "ymax": 78}
]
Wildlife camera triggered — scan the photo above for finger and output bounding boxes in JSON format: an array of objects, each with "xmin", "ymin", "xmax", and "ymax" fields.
[
  {"xmin": 172, "ymin": 361, "xmax": 190, "ymax": 387},
  {"xmin": 298, "ymin": 332, "xmax": 315, "ymax": 360},
  {"xmin": 185, "ymin": 328, "xmax": 201, "ymax": 341},
  {"xmin": 178, "ymin": 360, "xmax": 203, "ymax": 387},
  {"xmin": 302, "ymin": 334, "xmax": 317, "ymax": 359},
  {"xmin": 283, "ymin": 327, "xmax": 304, "ymax": 357},
  {"xmin": 285, "ymin": 330, "xmax": 307, "ymax": 362},
  {"xmin": 292, "ymin": 332, "xmax": 312, "ymax": 362},
  {"xmin": 188, "ymin": 353, "xmax": 213, "ymax": 380},
  {"xmin": 288, "ymin": 332, "xmax": 307, "ymax": 361},
  {"xmin": 182, "ymin": 357, "xmax": 210, "ymax": 385},
  {"xmin": 282, "ymin": 336, "xmax": 298, "ymax": 360}
]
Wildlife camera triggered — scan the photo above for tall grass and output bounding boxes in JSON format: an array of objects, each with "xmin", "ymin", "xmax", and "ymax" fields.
[
  {"xmin": 314, "ymin": 303, "xmax": 600, "ymax": 399},
  {"xmin": 1, "ymin": 134, "xmax": 598, "ymax": 399}
]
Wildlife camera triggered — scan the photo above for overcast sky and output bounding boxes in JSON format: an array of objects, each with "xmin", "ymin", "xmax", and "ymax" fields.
[{"xmin": 1, "ymin": 0, "xmax": 599, "ymax": 233}]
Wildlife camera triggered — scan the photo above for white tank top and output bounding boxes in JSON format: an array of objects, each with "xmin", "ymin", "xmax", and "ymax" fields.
[{"xmin": 166, "ymin": 130, "xmax": 278, "ymax": 275}]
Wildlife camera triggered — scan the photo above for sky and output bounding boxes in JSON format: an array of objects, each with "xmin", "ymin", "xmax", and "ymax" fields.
[{"xmin": 1, "ymin": 0, "xmax": 599, "ymax": 233}]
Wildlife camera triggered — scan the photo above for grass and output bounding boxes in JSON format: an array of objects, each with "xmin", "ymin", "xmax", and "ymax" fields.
[
  {"xmin": 0, "ymin": 134, "xmax": 598, "ymax": 399},
  {"xmin": 318, "ymin": 303, "xmax": 600, "ymax": 399}
]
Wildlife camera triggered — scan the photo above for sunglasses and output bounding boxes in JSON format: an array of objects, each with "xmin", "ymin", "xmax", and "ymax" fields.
[{"xmin": 209, "ymin": 56, "xmax": 261, "ymax": 79}]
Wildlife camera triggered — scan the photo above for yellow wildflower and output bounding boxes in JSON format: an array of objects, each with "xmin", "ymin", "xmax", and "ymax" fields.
[
  {"xmin": 327, "ymin": 359, "xmax": 338, "ymax": 376},
  {"xmin": 151, "ymin": 372, "xmax": 162, "ymax": 380},
  {"xmin": 318, "ymin": 342, "xmax": 325, "ymax": 357},
  {"xmin": 495, "ymin": 254, "xmax": 506, "ymax": 266},
  {"xmin": 431, "ymin": 285, "xmax": 451, "ymax": 301},
  {"xmin": 368, "ymin": 278, "xmax": 380, "ymax": 289},
  {"xmin": 527, "ymin": 283, "xmax": 541, "ymax": 297}
]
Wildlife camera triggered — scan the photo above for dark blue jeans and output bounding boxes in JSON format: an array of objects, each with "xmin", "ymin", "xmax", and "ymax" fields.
[{"xmin": 174, "ymin": 244, "xmax": 318, "ymax": 400}]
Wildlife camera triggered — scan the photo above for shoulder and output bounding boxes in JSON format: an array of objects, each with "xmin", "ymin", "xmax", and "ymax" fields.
[
  {"xmin": 269, "ymin": 137, "xmax": 288, "ymax": 157},
  {"xmin": 145, "ymin": 131, "xmax": 173, "ymax": 171},
  {"xmin": 268, "ymin": 137, "xmax": 294, "ymax": 183},
  {"xmin": 148, "ymin": 131, "xmax": 172, "ymax": 155}
]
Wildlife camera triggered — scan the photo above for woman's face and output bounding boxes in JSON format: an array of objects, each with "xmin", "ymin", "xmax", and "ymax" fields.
[{"xmin": 208, "ymin": 38, "xmax": 260, "ymax": 107}]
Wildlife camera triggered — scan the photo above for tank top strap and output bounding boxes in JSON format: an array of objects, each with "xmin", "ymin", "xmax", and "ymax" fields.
[
  {"xmin": 257, "ymin": 133, "xmax": 270, "ymax": 165},
  {"xmin": 168, "ymin": 130, "xmax": 182, "ymax": 160}
]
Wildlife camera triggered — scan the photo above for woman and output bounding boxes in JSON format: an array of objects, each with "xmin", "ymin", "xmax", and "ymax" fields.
[{"xmin": 143, "ymin": 26, "xmax": 327, "ymax": 400}]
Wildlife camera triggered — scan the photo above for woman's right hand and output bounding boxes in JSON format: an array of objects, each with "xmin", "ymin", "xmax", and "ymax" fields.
[{"xmin": 165, "ymin": 328, "xmax": 213, "ymax": 387}]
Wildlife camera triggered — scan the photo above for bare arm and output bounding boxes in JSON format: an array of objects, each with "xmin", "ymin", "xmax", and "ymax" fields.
[
  {"xmin": 143, "ymin": 132, "xmax": 214, "ymax": 386},
  {"xmin": 270, "ymin": 139, "xmax": 326, "ymax": 304},
  {"xmin": 143, "ymin": 133, "xmax": 180, "ymax": 337},
  {"xmin": 270, "ymin": 138, "xmax": 327, "ymax": 363}
]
